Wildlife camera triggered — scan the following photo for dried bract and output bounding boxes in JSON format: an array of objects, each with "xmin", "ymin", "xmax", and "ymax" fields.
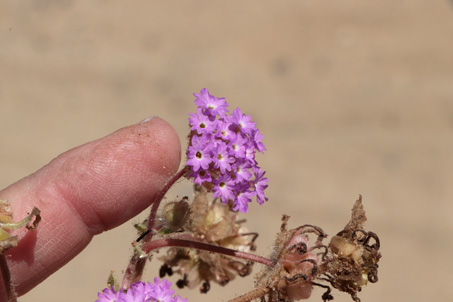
[
  {"xmin": 253, "ymin": 215, "xmax": 328, "ymax": 302},
  {"xmin": 322, "ymin": 196, "xmax": 381, "ymax": 302},
  {"xmin": 160, "ymin": 198, "xmax": 191, "ymax": 233},
  {"xmin": 159, "ymin": 186, "xmax": 257, "ymax": 293}
]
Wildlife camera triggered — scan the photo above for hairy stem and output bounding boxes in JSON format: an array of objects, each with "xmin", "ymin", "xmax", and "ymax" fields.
[
  {"xmin": 146, "ymin": 167, "xmax": 188, "ymax": 242},
  {"xmin": 121, "ymin": 167, "xmax": 187, "ymax": 289},
  {"xmin": 121, "ymin": 254, "xmax": 146, "ymax": 290}
]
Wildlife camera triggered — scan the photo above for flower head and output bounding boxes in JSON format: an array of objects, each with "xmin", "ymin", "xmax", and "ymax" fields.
[
  {"xmin": 97, "ymin": 286, "xmax": 118, "ymax": 302},
  {"xmin": 147, "ymin": 277, "xmax": 177, "ymax": 302},
  {"xmin": 185, "ymin": 89, "xmax": 268, "ymax": 213},
  {"xmin": 96, "ymin": 278, "xmax": 187, "ymax": 302}
]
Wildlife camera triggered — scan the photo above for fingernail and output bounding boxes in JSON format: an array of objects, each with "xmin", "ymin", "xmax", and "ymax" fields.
[{"xmin": 139, "ymin": 116, "xmax": 157, "ymax": 124}]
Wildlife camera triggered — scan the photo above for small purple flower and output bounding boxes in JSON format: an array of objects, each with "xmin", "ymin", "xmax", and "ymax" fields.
[
  {"xmin": 230, "ymin": 107, "xmax": 256, "ymax": 135},
  {"xmin": 189, "ymin": 108, "xmax": 215, "ymax": 135},
  {"xmin": 251, "ymin": 129, "xmax": 266, "ymax": 153},
  {"xmin": 148, "ymin": 277, "xmax": 176, "ymax": 302},
  {"xmin": 228, "ymin": 134, "xmax": 247, "ymax": 158},
  {"xmin": 96, "ymin": 286, "xmax": 118, "ymax": 302},
  {"xmin": 117, "ymin": 287, "xmax": 147, "ymax": 302},
  {"xmin": 215, "ymin": 120, "xmax": 235, "ymax": 141},
  {"xmin": 212, "ymin": 142, "xmax": 235, "ymax": 174},
  {"xmin": 118, "ymin": 282, "xmax": 149, "ymax": 302},
  {"xmin": 212, "ymin": 174, "xmax": 236, "ymax": 203},
  {"xmin": 194, "ymin": 88, "xmax": 229, "ymax": 119},
  {"xmin": 244, "ymin": 145, "xmax": 256, "ymax": 163},
  {"xmin": 233, "ymin": 184, "xmax": 255, "ymax": 213},
  {"xmin": 186, "ymin": 135, "xmax": 212, "ymax": 172},
  {"xmin": 233, "ymin": 160, "xmax": 253, "ymax": 184},
  {"xmin": 96, "ymin": 278, "xmax": 187, "ymax": 302},
  {"xmin": 253, "ymin": 167, "xmax": 269, "ymax": 205},
  {"xmin": 190, "ymin": 169, "xmax": 212, "ymax": 186}
]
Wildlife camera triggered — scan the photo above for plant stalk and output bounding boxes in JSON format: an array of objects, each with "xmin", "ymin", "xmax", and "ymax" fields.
[
  {"xmin": 121, "ymin": 167, "xmax": 187, "ymax": 289},
  {"xmin": 142, "ymin": 237, "xmax": 274, "ymax": 267},
  {"xmin": 0, "ymin": 254, "xmax": 17, "ymax": 302}
]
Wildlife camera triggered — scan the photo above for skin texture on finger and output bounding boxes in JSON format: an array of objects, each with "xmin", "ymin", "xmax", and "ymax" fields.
[{"xmin": 0, "ymin": 117, "xmax": 181, "ymax": 296}]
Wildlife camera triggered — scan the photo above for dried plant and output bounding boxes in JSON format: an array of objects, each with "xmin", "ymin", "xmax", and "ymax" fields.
[
  {"xmin": 228, "ymin": 196, "xmax": 381, "ymax": 302},
  {"xmin": 158, "ymin": 186, "xmax": 257, "ymax": 293}
]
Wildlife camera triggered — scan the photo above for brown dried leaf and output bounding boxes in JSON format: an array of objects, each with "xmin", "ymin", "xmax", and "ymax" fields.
[
  {"xmin": 26, "ymin": 207, "xmax": 41, "ymax": 231},
  {"xmin": 343, "ymin": 195, "xmax": 367, "ymax": 234}
]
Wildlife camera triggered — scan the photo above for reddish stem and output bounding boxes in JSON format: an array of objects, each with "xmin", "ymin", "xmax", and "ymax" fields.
[
  {"xmin": 121, "ymin": 167, "xmax": 188, "ymax": 290},
  {"xmin": 146, "ymin": 167, "xmax": 188, "ymax": 241},
  {"xmin": 142, "ymin": 237, "xmax": 274, "ymax": 267}
]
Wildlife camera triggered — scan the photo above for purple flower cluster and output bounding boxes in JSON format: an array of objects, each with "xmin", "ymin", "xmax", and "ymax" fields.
[
  {"xmin": 96, "ymin": 278, "xmax": 187, "ymax": 302},
  {"xmin": 186, "ymin": 88, "xmax": 268, "ymax": 213}
]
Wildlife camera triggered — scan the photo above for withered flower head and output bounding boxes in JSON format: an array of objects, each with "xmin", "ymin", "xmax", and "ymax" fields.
[
  {"xmin": 254, "ymin": 215, "xmax": 328, "ymax": 302},
  {"xmin": 252, "ymin": 196, "xmax": 381, "ymax": 302},
  {"xmin": 323, "ymin": 195, "xmax": 381, "ymax": 302},
  {"xmin": 158, "ymin": 186, "xmax": 258, "ymax": 293}
]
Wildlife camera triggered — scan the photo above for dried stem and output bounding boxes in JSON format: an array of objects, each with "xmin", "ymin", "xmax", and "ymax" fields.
[
  {"xmin": 121, "ymin": 167, "xmax": 187, "ymax": 290},
  {"xmin": 0, "ymin": 254, "xmax": 16, "ymax": 302}
]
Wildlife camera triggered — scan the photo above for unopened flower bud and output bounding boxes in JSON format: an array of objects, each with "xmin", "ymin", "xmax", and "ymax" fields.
[{"xmin": 161, "ymin": 199, "xmax": 190, "ymax": 233}]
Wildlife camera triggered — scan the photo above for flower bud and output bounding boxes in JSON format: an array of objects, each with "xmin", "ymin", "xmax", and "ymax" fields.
[{"xmin": 161, "ymin": 198, "xmax": 190, "ymax": 232}]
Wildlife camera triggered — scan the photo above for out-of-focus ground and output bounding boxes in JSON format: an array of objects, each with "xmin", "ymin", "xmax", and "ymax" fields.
[{"xmin": 1, "ymin": 1, "xmax": 453, "ymax": 301}]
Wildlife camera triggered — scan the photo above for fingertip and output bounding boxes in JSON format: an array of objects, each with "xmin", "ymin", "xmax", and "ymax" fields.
[
  {"xmin": 138, "ymin": 116, "xmax": 182, "ymax": 179},
  {"xmin": 52, "ymin": 116, "xmax": 183, "ymax": 234}
]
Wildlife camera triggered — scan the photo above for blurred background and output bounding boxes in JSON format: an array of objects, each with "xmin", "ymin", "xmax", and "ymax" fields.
[{"xmin": 1, "ymin": 0, "xmax": 453, "ymax": 301}]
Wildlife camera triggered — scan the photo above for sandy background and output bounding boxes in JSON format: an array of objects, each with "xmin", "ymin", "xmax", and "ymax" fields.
[{"xmin": 1, "ymin": 1, "xmax": 453, "ymax": 301}]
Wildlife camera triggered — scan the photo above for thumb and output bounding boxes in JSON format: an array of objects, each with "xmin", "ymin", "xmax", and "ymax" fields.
[{"xmin": 0, "ymin": 117, "xmax": 181, "ymax": 296}]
